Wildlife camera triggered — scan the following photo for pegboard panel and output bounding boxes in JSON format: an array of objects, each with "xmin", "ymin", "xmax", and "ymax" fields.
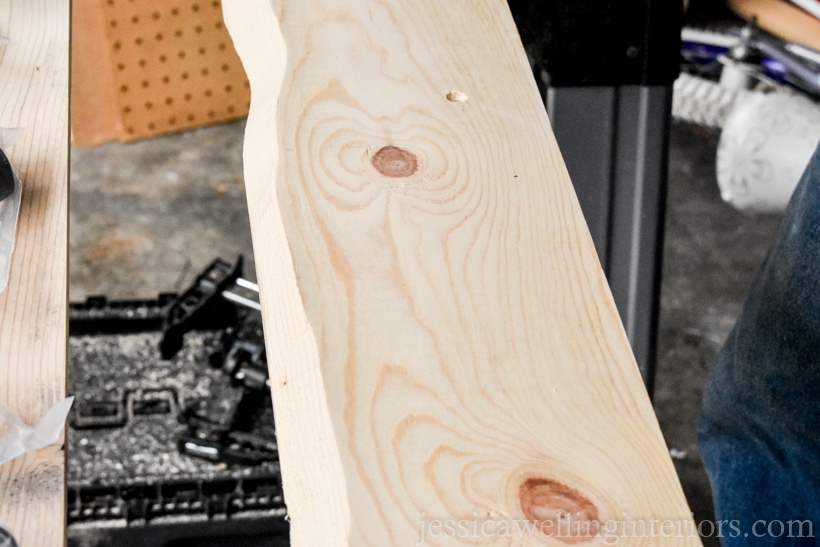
[{"xmin": 96, "ymin": 0, "xmax": 250, "ymax": 141}]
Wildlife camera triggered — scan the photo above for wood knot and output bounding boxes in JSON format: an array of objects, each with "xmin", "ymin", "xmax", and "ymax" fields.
[
  {"xmin": 519, "ymin": 477, "xmax": 599, "ymax": 543},
  {"xmin": 371, "ymin": 145, "xmax": 418, "ymax": 178}
]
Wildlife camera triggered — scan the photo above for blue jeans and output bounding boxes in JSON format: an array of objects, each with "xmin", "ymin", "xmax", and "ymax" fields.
[{"xmin": 698, "ymin": 142, "xmax": 820, "ymax": 545}]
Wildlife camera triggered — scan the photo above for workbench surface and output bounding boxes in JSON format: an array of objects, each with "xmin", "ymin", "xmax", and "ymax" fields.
[{"xmin": 0, "ymin": 0, "xmax": 69, "ymax": 544}]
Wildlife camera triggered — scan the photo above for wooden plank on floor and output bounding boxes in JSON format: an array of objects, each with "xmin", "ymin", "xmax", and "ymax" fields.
[
  {"xmin": 0, "ymin": 0, "xmax": 69, "ymax": 545},
  {"xmin": 224, "ymin": 1, "xmax": 700, "ymax": 545}
]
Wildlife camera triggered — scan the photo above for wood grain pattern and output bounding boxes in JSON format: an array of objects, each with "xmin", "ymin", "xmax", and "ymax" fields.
[
  {"xmin": 0, "ymin": 0, "xmax": 69, "ymax": 544},
  {"xmin": 224, "ymin": 1, "xmax": 700, "ymax": 545}
]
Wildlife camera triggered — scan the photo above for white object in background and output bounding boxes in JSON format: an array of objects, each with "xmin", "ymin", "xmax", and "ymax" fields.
[
  {"xmin": 717, "ymin": 91, "xmax": 820, "ymax": 212},
  {"xmin": 788, "ymin": 0, "xmax": 820, "ymax": 20},
  {"xmin": 673, "ymin": 72, "xmax": 750, "ymax": 129},
  {"xmin": 681, "ymin": 27, "xmax": 740, "ymax": 49},
  {"xmin": 0, "ymin": 397, "xmax": 74, "ymax": 465}
]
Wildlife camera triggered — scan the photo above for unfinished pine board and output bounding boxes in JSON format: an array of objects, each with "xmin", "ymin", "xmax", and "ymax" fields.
[
  {"xmin": 0, "ymin": 0, "xmax": 69, "ymax": 545},
  {"xmin": 225, "ymin": 1, "xmax": 700, "ymax": 545}
]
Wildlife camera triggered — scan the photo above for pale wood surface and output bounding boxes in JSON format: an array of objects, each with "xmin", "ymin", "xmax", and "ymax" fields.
[
  {"xmin": 225, "ymin": 1, "xmax": 699, "ymax": 545},
  {"xmin": 0, "ymin": 0, "xmax": 69, "ymax": 544}
]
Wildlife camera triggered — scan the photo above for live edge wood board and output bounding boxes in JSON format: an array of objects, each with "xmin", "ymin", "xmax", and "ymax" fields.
[
  {"xmin": 0, "ymin": 0, "xmax": 69, "ymax": 545},
  {"xmin": 224, "ymin": 1, "xmax": 699, "ymax": 545}
]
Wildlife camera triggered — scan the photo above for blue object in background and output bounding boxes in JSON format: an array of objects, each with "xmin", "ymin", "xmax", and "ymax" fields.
[{"xmin": 698, "ymin": 142, "xmax": 820, "ymax": 545}]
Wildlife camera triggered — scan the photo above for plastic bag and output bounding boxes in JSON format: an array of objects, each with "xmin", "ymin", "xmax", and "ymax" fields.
[
  {"xmin": 0, "ymin": 126, "xmax": 25, "ymax": 293},
  {"xmin": 0, "ymin": 397, "xmax": 73, "ymax": 465},
  {"xmin": 0, "ymin": 527, "xmax": 17, "ymax": 547}
]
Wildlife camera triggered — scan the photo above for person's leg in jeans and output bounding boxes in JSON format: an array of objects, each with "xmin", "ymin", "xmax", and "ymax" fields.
[{"xmin": 698, "ymin": 142, "xmax": 820, "ymax": 545}]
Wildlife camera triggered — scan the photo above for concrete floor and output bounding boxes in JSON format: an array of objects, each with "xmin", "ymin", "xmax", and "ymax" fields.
[
  {"xmin": 70, "ymin": 122, "xmax": 256, "ymax": 301},
  {"xmin": 70, "ymin": 119, "xmax": 785, "ymax": 544}
]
